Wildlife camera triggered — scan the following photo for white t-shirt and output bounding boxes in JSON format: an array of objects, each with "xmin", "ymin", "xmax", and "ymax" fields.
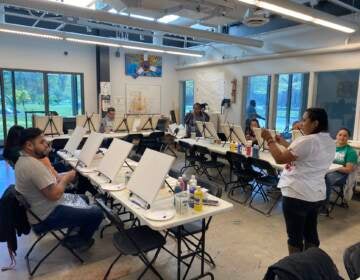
[{"xmin": 278, "ymin": 132, "xmax": 335, "ymax": 202}]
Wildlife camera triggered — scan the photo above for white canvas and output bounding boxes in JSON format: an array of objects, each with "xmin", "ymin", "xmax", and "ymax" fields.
[
  {"xmin": 139, "ymin": 115, "xmax": 160, "ymax": 130},
  {"xmin": 63, "ymin": 126, "xmax": 87, "ymax": 155},
  {"xmin": 221, "ymin": 124, "xmax": 247, "ymax": 145},
  {"xmin": 292, "ymin": 129, "xmax": 304, "ymax": 141},
  {"xmin": 127, "ymin": 149, "xmax": 175, "ymax": 206},
  {"xmin": 78, "ymin": 132, "xmax": 104, "ymax": 167},
  {"xmin": 33, "ymin": 115, "xmax": 64, "ymax": 135},
  {"xmin": 196, "ymin": 121, "xmax": 219, "ymax": 140},
  {"xmin": 76, "ymin": 113, "xmax": 100, "ymax": 132},
  {"xmin": 253, "ymin": 128, "xmax": 276, "ymax": 149},
  {"xmin": 97, "ymin": 139, "xmax": 133, "ymax": 182}
]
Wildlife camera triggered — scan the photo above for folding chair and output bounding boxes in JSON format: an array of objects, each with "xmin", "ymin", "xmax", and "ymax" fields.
[
  {"xmin": 193, "ymin": 145, "xmax": 226, "ymax": 185},
  {"xmin": 344, "ymin": 242, "xmax": 360, "ymax": 280},
  {"xmin": 178, "ymin": 141, "xmax": 200, "ymax": 174},
  {"xmin": 123, "ymin": 133, "xmax": 144, "ymax": 162},
  {"xmin": 14, "ymin": 191, "xmax": 84, "ymax": 276},
  {"xmin": 226, "ymin": 151, "xmax": 258, "ymax": 202},
  {"xmin": 162, "ymin": 178, "xmax": 221, "ymax": 280},
  {"xmin": 248, "ymin": 158, "xmax": 280, "ymax": 216},
  {"xmin": 95, "ymin": 198, "xmax": 165, "ymax": 280},
  {"xmin": 139, "ymin": 131, "xmax": 165, "ymax": 153}
]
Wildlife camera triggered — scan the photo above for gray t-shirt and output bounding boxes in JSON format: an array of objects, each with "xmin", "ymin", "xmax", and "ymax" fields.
[
  {"xmin": 15, "ymin": 153, "xmax": 61, "ymax": 224},
  {"xmin": 99, "ymin": 115, "xmax": 114, "ymax": 133}
]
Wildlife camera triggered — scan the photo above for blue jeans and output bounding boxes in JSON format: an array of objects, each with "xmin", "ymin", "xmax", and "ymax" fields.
[
  {"xmin": 33, "ymin": 204, "xmax": 104, "ymax": 241},
  {"xmin": 325, "ymin": 171, "xmax": 348, "ymax": 202}
]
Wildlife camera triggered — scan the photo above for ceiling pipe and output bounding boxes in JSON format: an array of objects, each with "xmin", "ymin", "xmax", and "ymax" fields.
[
  {"xmin": 176, "ymin": 41, "xmax": 360, "ymax": 70},
  {"xmin": 0, "ymin": 0, "xmax": 264, "ymax": 48},
  {"xmin": 328, "ymin": 0, "xmax": 360, "ymax": 13}
]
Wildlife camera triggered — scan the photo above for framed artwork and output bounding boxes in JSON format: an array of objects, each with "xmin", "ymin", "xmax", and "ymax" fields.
[{"xmin": 125, "ymin": 53, "xmax": 162, "ymax": 78}]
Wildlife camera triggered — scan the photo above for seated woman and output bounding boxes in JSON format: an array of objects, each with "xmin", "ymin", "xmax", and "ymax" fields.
[
  {"xmin": 325, "ymin": 128, "xmax": 358, "ymax": 209},
  {"xmin": 245, "ymin": 118, "xmax": 260, "ymax": 144}
]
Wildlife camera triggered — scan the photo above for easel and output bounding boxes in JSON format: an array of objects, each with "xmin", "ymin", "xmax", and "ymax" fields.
[
  {"xmin": 43, "ymin": 114, "xmax": 60, "ymax": 137},
  {"xmin": 115, "ymin": 115, "xmax": 130, "ymax": 133},
  {"xmin": 83, "ymin": 113, "xmax": 96, "ymax": 133},
  {"xmin": 196, "ymin": 121, "xmax": 212, "ymax": 142},
  {"xmin": 223, "ymin": 122, "xmax": 245, "ymax": 147},
  {"xmin": 141, "ymin": 115, "xmax": 155, "ymax": 131}
]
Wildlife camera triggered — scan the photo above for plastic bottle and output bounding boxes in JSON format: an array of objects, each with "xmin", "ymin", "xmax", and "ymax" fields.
[
  {"xmin": 237, "ymin": 143, "xmax": 242, "ymax": 154},
  {"xmin": 178, "ymin": 177, "xmax": 185, "ymax": 191},
  {"xmin": 174, "ymin": 182, "xmax": 182, "ymax": 206},
  {"xmin": 252, "ymin": 145, "xmax": 259, "ymax": 159},
  {"xmin": 188, "ymin": 175, "xmax": 197, "ymax": 197},
  {"xmin": 194, "ymin": 186, "xmax": 204, "ymax": 212},
  {"xmin": 230, "ymin": 141, "xmax": 236, "ymax": 152}
]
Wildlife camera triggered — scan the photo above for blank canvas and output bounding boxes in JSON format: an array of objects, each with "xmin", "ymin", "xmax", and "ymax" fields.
[
  {"xmin": 76, "ymin": 114, "xmax": 100, "ymax": 132},
  {"xmin": 127, "ymin": 149, "xmax": 174, "ymax": 205},
  {"xmin": 221, "ymin": 124, "xmax": 247, "ymax": 145},
  {"xmin": 97, "ymin": 139, "xmax": 133, "ymax": 182},
  {"xmin": 78, "ymin": 132, "xmax": 104, "ymax": 167},
  {"xmin": 64, "ymin": 126, "xmax": 87, "ymax": 155},
  {"xmin": 34, "ymin": 115, "xmax": 64, "ymax": 135}
]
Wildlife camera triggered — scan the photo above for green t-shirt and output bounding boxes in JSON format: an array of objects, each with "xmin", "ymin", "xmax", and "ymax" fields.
[{"xmin": 333, "ymin": 144, "xmax": 358, "ymax": 166}]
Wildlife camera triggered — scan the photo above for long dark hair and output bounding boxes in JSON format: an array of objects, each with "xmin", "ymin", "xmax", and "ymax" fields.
[
  {"xmin": 245, "ymin": 118, "xmax": 260, "ymax": 136},
  {"xmin": 305, "ymin": 108, "xmax": 328, "ymax": 134},
  {"xmin": 3, "ymin": 125, "xmax": 24, "ymax": 161}
]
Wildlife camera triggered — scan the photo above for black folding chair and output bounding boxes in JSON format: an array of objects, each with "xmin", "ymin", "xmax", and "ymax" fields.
[
  {"xmin": 178, "ymin": 141, "xmax": 201, "ymax": 174},
  {"xmin": 123, "ymin": 133, "xmax": 144, "ymax": 161},
  {"xmin": 344, "ymin": 242, "xmax": 360, "ymax": 280},
  {"xmin": 139, "ymin": 131, "xmax": 165, "ymax": 153},
  {"xmin": 248, "ymin": 158, "xmax": 280, "ymax": 216},
  {"xmin": 162, "ymin": 178, "xmax": 222, "ymax": 280},
  {"xmin": 95, "ymin": 198, "xmax": 165, "ymax": 280},
  {"xmin": 14, "ymin": 191, "xmax": 84, "ymax": 276},
  {"xmin": 194, "ymin": 145, "xmax": 226, "ymax": 185},
  {"xmin": 226, "ymin": 151, "xmax": 258, "ymax": 203}
]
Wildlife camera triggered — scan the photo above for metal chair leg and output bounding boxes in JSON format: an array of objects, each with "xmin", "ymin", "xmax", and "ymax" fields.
[{"xmin": 104, "ymin": 253, "xmax": 122, "ymax": 280}]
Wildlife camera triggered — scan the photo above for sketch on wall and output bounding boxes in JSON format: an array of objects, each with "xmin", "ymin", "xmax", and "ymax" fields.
[
  {"xmin": 125, "ymin": 53, "xmax": 162, "ymax": 79},
  {"xmin": 126, "ymin": 84, "xmax": 161, "ymax": 114}
]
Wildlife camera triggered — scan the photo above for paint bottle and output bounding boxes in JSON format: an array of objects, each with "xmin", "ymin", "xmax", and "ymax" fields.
[{"xmin": 194, "ymin": 186, "xmax": 204, "ymax": 212}]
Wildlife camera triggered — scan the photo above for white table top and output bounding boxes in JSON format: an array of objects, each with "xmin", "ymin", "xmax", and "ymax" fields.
[
  {"xmin": 57, "ymin": 150, "xmax": 233, "ymax": 231},
  {"xmin": 177, "ymin": 138, "xmax": 341, "ymax": 173},
  {"xmin": 46, "ymin": 130, "xmax": 157, "ymax": 142}
]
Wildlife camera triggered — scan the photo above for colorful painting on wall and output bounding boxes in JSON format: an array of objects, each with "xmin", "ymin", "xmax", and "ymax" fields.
[{"xmin": 125, "ymin": 53, "xmax": 162, "ymax": 79}]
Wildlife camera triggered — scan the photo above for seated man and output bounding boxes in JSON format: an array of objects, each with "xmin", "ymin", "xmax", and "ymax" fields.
[
  {"xmin": 99, "ymin": 107, "xmax": 116, "ymax": 133},
  {"xmin": 325, "ymin": 127, "xmax": 358, "ymax": 210},
  {"xmin": 15, "ymin": 128, "xmax": 104, "ymax": 250},
  {"xmin": 184, "ymin": 103, "xmax": 210, "ymax": 137}
]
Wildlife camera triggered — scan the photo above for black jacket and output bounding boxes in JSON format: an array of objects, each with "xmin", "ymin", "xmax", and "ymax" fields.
[
  {"xmin": 0, "ymin": 185, "xmax": 31, "ymax": 255},
  {"xmin": 263, "ymin": 248, "xmax": 344, "ymax": 280}
]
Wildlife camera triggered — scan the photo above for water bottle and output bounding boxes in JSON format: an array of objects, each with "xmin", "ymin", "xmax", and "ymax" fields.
[
  {"xmin": 174, "ymin": 182, "xmax": 182, "ymax": 206},
  {"xmin": 178, "ymin": 177, "xmax": 185, "ymax": 191},
  {"xmin": 194, "ymin": 186, "xmax": 204, "ymax": 212},
  {"xmin": 188, "ymin": 175, "xmax": 197, "ymax": 197},
  {"xmin": 252, "ymin": 145, "xmax": 259, "ymax": 159}
]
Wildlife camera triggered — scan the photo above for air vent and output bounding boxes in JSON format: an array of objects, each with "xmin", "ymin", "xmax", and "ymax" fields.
[{"xmin": 242, "ymin": 8, "xmax": 270, "ymax": 27}]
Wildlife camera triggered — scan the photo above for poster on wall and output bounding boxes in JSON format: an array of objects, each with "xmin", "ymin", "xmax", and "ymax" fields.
[
  {"xmin": 126, "ymin": 84, "xmax": 161, "ymax": 114},
  {"xmin": 125, "ymin": 53, "xmax": 162, "ymax": 79}
]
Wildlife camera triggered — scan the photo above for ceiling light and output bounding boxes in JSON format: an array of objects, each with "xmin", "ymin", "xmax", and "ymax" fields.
[
  {"xmin": 0, "ymin": 28, "xmax": 63, "ymax": 40},
  {"xmin": 236, "ymin": 0, "xmax": 356, "ymax": 33},
  {"xmin": 121, "ymin": 45, "xmax": 164, "ymax": 53},
  {"xmin": 165, "ymin": 51, "xmax": 203, "ymax": 57},
  {"xmin": 66, "ymin": 38, "xmax": 120, "ymax": 47},
  {"xmin": 257, "ymin": 1, "xmax": 314, "ymax": 22},
  {"xmin": 129, "ymin": 14, "xmax": 155, "ymax": 21},
  {"xmin": 158, "ymin": 15, "xmax": 180, "ymax": 24},
  {"xmin": 313, "ymin": 18, "xmax": 355, "ymax": 33}
]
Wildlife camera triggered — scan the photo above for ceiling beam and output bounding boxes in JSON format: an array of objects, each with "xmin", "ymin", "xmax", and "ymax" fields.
[{"xmin": 0, "ymin": 0, "xmax": 264, "ymax": 47}]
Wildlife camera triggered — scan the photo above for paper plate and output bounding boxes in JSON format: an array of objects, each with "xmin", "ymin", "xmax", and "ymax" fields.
[
  {"xmin": 101, "ymin": 184, "xmax": 125, "ymax": 192},
  {"xmin": 145, "ymin": 208, "xmax": 176, "ymax": 221}
]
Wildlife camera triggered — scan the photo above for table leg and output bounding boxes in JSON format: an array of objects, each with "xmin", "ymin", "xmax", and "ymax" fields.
[{"xmin": 177, "ymin": 226, "xmax": 182, "ymax": 280}]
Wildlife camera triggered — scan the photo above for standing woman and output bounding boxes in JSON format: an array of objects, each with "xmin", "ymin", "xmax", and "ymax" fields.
[{"xmin": 261, "ymin": 108, "xmax": 335, "ymax": 255}]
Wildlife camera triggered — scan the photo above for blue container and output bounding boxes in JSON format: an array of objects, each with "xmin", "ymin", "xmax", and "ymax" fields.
[
  {"xmin": 252, "ymin": 145, "xmax": 259, "ymax": 158},
  {"xmin": 237, "ymin": 143, "xmax": 242, "ymax": 154}
]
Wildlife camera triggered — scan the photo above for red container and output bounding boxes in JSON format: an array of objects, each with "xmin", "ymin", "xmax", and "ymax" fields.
[{"xmin": 246, "ymin": 146, "xmax": 252, "ymax": 156}]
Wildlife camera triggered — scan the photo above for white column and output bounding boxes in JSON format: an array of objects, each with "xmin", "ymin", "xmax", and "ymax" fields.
[
  {"xmin": 307, "ymin": 72, "xmax": 317, "ymax": 107},
  {"xmin": 268, "ymin": 74, "xmax": 277, "ymax": 129}
]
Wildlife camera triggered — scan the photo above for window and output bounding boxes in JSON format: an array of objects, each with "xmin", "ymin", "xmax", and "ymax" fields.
[
  {"xmin": 275, "ymin": 73, "xmax": 309, "ymax": 132},
  {"xmin": 48, "ymin": 73, "xmax": 83, "ymax": 117},
  {"xmin": 244, "ymin": 75, "xmax": 271, "ymax": 127},
  {"xmin": 180, "ymin": 80, "xmax": 194, "ymax": 123},
  {"xmin": 0, "ymin": 69, "xmax": 84, "ymax": 142},
  {"xmin": 316, "ymin": 70, "xmax": 359, "ymax": 137}
]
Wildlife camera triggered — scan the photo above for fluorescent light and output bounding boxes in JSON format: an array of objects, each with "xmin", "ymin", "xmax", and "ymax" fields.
[
  {"xmin": 257, "ymin": 1, "xmax": 314, "ymax": 22},
  {"xmin": 165, "ymin": 51, "xmax": 203, "ymax": 57},
  {"xmin": 121, "ymin": 45, "xmax": 164, "ymax": 53},
  {"xmin": 158, "ymin": 15, "xmax": 180, "ymax": 24},
  {"xmin": 66, "ymin": 38, "xmax": 120, "ymax": 47},
  {"xmin": 130, "ymin": 14, "xmax": 155, "ymax": 21},
  {"xmin": 237, "ymin": 0, "xmax": 356, "ymax": 33},
  {"xmin": 313, "ymin": 18, "xmax": 356, "ymax": 34},
  {"xmin": 0, "ymin": 28, "xmax": 63, "ymax": 40}
]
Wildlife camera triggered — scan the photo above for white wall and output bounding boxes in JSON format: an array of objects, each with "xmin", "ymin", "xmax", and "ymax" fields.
[
  {"xmin": 177, "ymin": 48, "xmax": 360, "ymax": 129},
  {"xmin": 0, "ymin": 33, "xmax": 98, "ymax": 113},
  {"xmin": 109, "ymin": 49, "xmax": 179, "ymax": 117}
]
